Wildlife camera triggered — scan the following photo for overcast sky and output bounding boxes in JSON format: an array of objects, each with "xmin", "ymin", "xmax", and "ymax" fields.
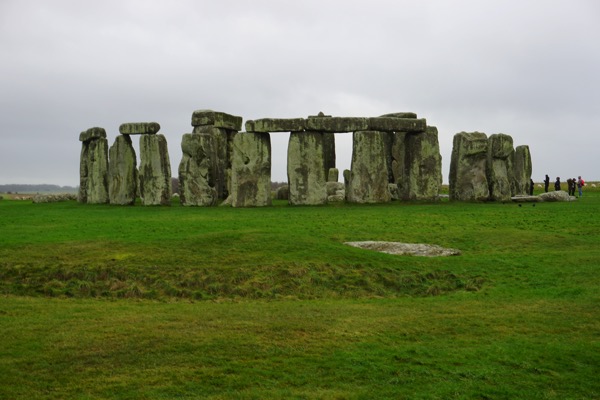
[{"xmin": 1, "ymin": 0, "xmax": 599, "ymax": 187}]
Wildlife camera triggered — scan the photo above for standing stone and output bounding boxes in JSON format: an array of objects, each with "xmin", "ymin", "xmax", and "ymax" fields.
[
  {"xmin": 191, "ymin": 111, "xmax": 241, "ymax": 200},
  {"xmin": 512, "ymin": 145, "xmax": 532, "ymax": 196},
  {"xmin": 449, "ymin": 132, "xmax": 489, "ymax": 201},
  {"xmin": 230, "ymin": 132, "xmax": 272, "ymax": 207},
  {"xmin": 346, "ymin": 130, "xmax": 391, "ymax": 203},
  {"xmin": 323, "ymin": 132, "xmax": 336, "ymax": 174},
  {"xmin": 404, "ymin": 126, "xmax": 442, "ymax": 200},
  {"xmin": 108, "ymin": 135, "xmax": 138, "ymax": 205},
  {"xmin": 287, "ymin": 131, "xmax": 328, "ymax": 205},
  {"xmin": 178, "ymin": 133, "xmax": 218, "ymax": 206},
  {"xmin": 391, "ymin": 132, "xmax": 408, "ymax": 198},
  {"xmin": 328, "ymin": 168, "xmax": 339, "ymax": 183},
  {"xmin": 487, "ymin": 133, "xmax": 514, "ymax": 202},
  {"xmin": 78, "ymin": 127, "xmax": 109, "ymax": 204},
  {"xmin": 192, "ymin": 126, "xmax": 232, "ymax": 200},
  {"xmin": 139, "ymin": 134, "xmax": 172, "ymax": 206}
]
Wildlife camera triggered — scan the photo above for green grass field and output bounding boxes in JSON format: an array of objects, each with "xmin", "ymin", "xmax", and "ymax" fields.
[{"xmin": 1, "ymin": 186, "xmax": 599, "ymax": 399}]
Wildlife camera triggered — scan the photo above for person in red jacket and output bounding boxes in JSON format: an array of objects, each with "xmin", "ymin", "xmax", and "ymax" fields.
[{"xmin": 577, "ymin": 176, "xmax": 585, "ymax": 197}]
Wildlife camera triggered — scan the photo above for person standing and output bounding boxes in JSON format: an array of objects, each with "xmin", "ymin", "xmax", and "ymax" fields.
[
  {"xmin": 529, "ymin": 179, "xmax": 534, "ymax": 195},
  {"xmin": 577, "ymin": 176, "xmax": 585, "ymax": 197},
  {"xmin": 554, "ymin": 177, "xmax": 561, "ymax": 191},
  {"xmin": 567, "ymin": 178, "xmax": 573, "ymax": 196},
  {"xmin": 544, "ymin": 174, "xmax": 550, "ymax": 192}
]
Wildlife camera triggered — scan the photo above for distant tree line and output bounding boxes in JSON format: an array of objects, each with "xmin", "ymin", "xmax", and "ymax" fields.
[{"xmin": 0, "ymin": 184, "xmax": 77, "ymax": 194}]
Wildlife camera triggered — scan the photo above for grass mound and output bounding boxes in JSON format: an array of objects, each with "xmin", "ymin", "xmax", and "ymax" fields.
[{"xmin": 0, "ymin": 262, "xmax": 483, "ymax": 299}]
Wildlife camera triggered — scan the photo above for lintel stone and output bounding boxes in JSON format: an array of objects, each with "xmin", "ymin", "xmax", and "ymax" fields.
[
  {"xmin": 79, "ymin": 127, "xmax": 106, "ymax": 142},
  {"xmin": 245, "ymin": 118, "xmax": 306, "ymax": 133},
  {"xmin": 305, "ymin": 117, "xmax": 369, "ymax": 133},
  {"xmin": 191, "ymin": 109, "xmax": 242, "ymax": 131},
  {"xmin": 119, "ymin": 122, "xmax": 161, "ymax": 135},
  {"xmin": 368, "ymin": 117, "xmax": 426, "ymax": 133}
]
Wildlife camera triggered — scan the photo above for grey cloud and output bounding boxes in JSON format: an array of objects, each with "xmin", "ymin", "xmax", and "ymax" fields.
[{"xmin": 1, "ymin": 0, "xmax": 599, "ymax": 186}]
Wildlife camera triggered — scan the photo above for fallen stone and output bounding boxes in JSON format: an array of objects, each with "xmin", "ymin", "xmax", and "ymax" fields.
[
  {"xmin": 191, "ymin": 109, "xmax": 242, "ymax": 131},
  {"xmin": 118, "ymin": 122, "xmax": 161, "ymax": 135},
  {"xmin": 245, "ymin": 118, "xmax": 305, "ymax": 133},
  {"xmin": 344, "ymin": 241, "xmax": 461, "ymax": 257},
  {"xmin": 328, "ymin": 194, "xmax": 345, "ymax": 202},
  {"xmin": 538, "ymin": 190, "xmax": 575, "ymax": 202},
  {"xmin": 511, "ymin": 195, "xmax": 540, "ymax": 202},
  {"xmin": 326, "ymin": 181, "xmax": 344, "ymax": 196}
]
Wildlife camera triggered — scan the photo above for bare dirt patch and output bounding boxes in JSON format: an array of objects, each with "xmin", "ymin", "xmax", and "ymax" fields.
[{"xmin": 344, "ymin": 241, "xmax": 461, "ymax": 257}]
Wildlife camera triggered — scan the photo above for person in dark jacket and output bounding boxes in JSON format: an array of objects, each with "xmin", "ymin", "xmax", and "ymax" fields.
[
  {"xmin": 554, "ymin": 177, "xmax": 561, "ymax": 191},
  {"xmin": 544, "ymin": 174, "xmax": 550, "ymax": 192},
  {"xmin": 529, "ymin": 179, "xmax": 534, "ymax": 195}
]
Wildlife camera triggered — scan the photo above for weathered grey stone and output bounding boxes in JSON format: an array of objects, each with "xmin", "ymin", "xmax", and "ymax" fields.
[
  {"xmin": 449, "ymin": 132, "xmax": 489, "ymax": 201},
  {"xmin": 79, "ymin": 127, "xmax": 106, "ymax": 142},
  {"xmin": 192, "ymin": 126, "xmax": 232, "ymax": 200},
  {"xmin": 538, "ymin": 190, "xmax": 574, "ymax": 202},
  {"xmin": 403, "ymin": 126, "xmax": 442, "ymax": 201},
  {"xmin": 79, "ymin": 136, "xmax": 109, "ymax": 204},
  {"xmin": 323, "ymin": 132, "xmax": 336, "ymax": 173},
  {"xmin": 328, "ymin": 168, "xmax": 339, "ymax": 183},
  {"xmin": 487, "ymin": 133, "xmax": 514, "ymax": 202},
  {"xmin": 287, "ymin": 131, "xmax": 328, "ymax": 205},
  {"xmin": 230, "ymin": 132, "xmax": 272, "ymax": 207},
  {"xmin": 326, "ymin": 181, "xmax": 344, "ymax": 196},
  {"xmin": 118, "ymin": 122, "xmax": 160, "ymax": 135},
  {"xmin": 343, "ymin": 169, "xmax": 351, "ymax": 198},
  {"xmin": 191, "ymin": 109, "xmax": 242, "ymax": 131},
  {"xmin": 391, "ymin": 132, "xmax": 408, "ymax": 197},
  {"xmin": 108, "ymin": 135, "xmax": 138, "ymax": 205},
  {"xmin": 245, "ymin": 118, "xmax": 305, "ymax": 133},
  {"xmin": 512, "ymin": 145, "xmax": 532, "ymax": 196},
  {"xmin": 178, "ymin": 133, "xmax": 218, "ymax": 206},
  {"xmin": 344, "ymin": 241, "xmax": 461, "ymax": 257},
  {"xmin": 139, "ymin": 134, "xmax": 172, "ymax": 206},
  {"xmin": 328, "ymin": 194, "xmax": 345, "ymax": 202},
  {"xmin": 388, "ymin": 183, "xmax": 399, "ymax": 200},
  {"xmin": 367, "ymin": 117, "xmax": 426, "ymax": 133},
  {"xmin": 346, "ymin": 131, "xmax": 392, "ymax": 203},
  {"xmin": 511, "ymin": 195, "xmax": 540, "ymax": 202},
  {"xmin": 379, "ymin": 112, "xmax": 418, "ymax": 119},
  {"xmin": 305, "ymin": 116, "xmax": 369, "ymax": 133}
]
